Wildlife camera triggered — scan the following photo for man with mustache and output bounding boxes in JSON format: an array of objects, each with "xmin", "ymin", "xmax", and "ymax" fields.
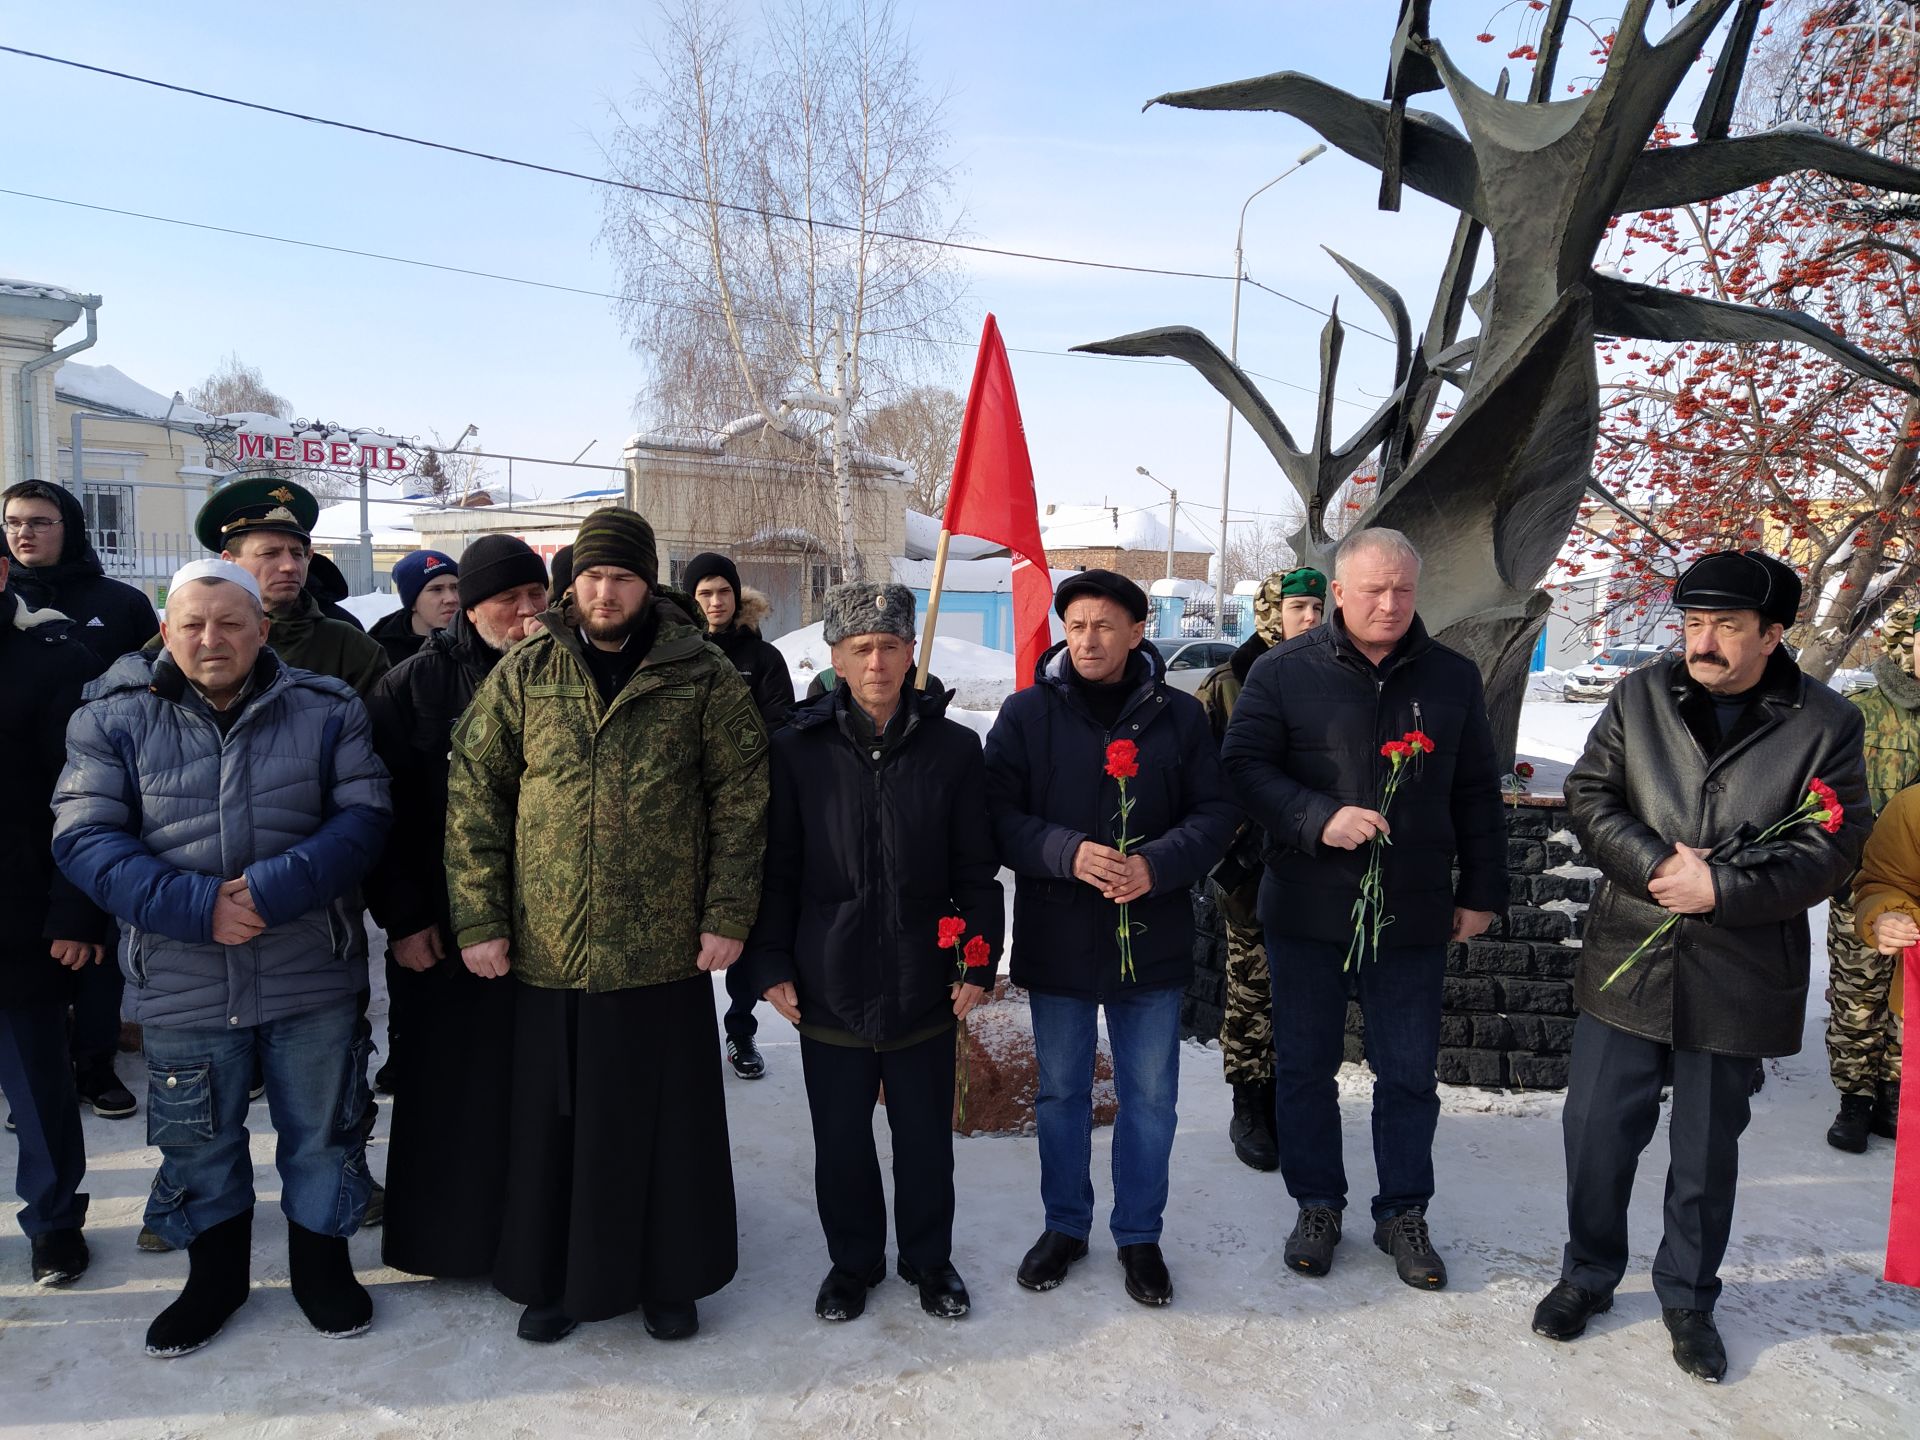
[{"xmin": 1537, "ymin": 550, "xmax": 1869, "ymax": 1382}]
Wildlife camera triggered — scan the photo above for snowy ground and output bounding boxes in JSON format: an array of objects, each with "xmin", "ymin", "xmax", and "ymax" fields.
[{"xmin": 3, "ymin": 904, "xmax": 1916, "ymax": 1439}]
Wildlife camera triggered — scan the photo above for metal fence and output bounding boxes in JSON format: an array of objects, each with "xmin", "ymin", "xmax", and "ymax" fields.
[{"xmin": 1147, "ymin": 594, "xmax": 1254, "ymax": 644}]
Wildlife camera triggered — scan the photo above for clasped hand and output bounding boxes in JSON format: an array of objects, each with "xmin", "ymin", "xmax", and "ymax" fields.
[
  {"xmin": 1648, "ymin": 843, "xmax": 1715, "ymax": 915},
  {"xmin": 1073, "ymin": 841, "xmax": 1152, "ymax": 904}
]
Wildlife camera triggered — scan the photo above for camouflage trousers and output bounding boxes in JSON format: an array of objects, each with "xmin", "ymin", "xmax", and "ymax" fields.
[
  {"xmin": 1221, "ymin": 913, "xmax": 1276, "ymax": 1086},
  {"xmin": 1826, "ymin": 893, "xmax": 1903, "ymax": 1097}
]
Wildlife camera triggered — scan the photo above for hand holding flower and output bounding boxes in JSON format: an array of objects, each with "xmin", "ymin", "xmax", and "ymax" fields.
[{"xmin": 1648, "ymin": 843, "xmax": 1716, "ymax": 914}]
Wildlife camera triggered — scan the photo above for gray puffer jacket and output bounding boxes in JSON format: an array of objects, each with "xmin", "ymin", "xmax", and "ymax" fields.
[{"xmin": 52, "ymin": 648, "xmax": 391, "ymax": 1030}]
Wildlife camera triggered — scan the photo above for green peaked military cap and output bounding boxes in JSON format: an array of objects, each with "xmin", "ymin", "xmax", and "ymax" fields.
[{"xmin": 194, "ymin": 473, "xmax": 320, "ymax": 554}]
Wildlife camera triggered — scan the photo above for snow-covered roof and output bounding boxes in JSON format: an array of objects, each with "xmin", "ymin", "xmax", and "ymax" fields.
[
  {"xmin": 889, "ymin": 556, "xmax": 1083, "ymax": 594},
  {"xmin": 56, "ymin": 362, "xmax": 212, "ymax": 426},
  {"xmin": 314, "ymin": 498, "xmax": 435, "ymax": 545},
  {"xmin": 0, "ymin": 278, "xmax": 93, "ymax": 303},
  {"xmin": 903, "ymin": 509, "xmax": 1005, "ymax": 561},
  {"xmin": 629, "ymin": 413, "xmax": 910, "ymax": 477},
  {"xmin": 1040, "ymin": 503, "xmax": 1215, "ymax": 555},
  {"xmin": 1150, "ymin": 576, "xmax": 1215, "ymax": 601}
]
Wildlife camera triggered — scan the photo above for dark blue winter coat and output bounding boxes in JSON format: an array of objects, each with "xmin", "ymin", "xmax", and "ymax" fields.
[
  {"xmin": 743, "ymin": 683, "xmax": 1003, "ymax": 1045},
  {"xmin": 51, "ymin": 648, "xmax": 391, "ymax": 1029},
  {"xmin": 1221, "ymin": 612, "xmax": 1507, "ymax": 947},
  {"xmin": 984, "ymin": 640, "xmax": 1239, "ymax": 1000}
]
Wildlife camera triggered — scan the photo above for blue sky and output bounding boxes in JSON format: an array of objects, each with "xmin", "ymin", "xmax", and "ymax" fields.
[{"xmin": 0, "ymin": 1, "xmax": 1692, "ymax": 539}]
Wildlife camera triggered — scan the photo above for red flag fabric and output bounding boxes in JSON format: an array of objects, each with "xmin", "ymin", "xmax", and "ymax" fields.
[
  {"xmin": 943, "ymin": 315, "xmax": 1052, "ymax": 689},
  {"xmin": 1887, "ymin": 947, "xmax": 1920, "ymax": 1287}
]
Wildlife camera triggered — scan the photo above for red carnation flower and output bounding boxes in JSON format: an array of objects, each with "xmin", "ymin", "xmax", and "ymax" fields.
[
  {"xmin": 1514, "ymin": 762, "xmax": 1536, "ymax": 779},
  {"xmin": 1405, "ymin": 730, "xmax": 1435, "ymax": 754},
  {"xmin": 963, "ymin": 934, "xmax": 990, "ymax": 969},
  {"xmin": 1382, "ymin": 740, "xmax": 1411, "ymax": 759},
  {"xmin": 937, "ymin": 916, "xmax": 967, "ymax": 949},
  {"xmin": 1105, "ymin": 739, "xmax": 1140, "ymax": 780}
]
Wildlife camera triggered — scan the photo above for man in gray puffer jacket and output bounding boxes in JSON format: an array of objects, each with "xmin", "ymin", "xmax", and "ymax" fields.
[{"xmin": 52, "ymin": 559, "xmax": 390, "ymax": 1359}]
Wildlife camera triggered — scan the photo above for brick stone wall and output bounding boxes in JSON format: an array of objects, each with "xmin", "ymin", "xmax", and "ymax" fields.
[
  {"xmin": 1182, "ymin": 794, "xmax": 1594, "ymax": 1091},
  {"xmin": 1048, "ymin": 545, "xmax": 1212, "ymax": 587}
]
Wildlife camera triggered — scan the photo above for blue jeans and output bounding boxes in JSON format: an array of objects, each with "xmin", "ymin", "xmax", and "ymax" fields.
[
  {"xmin": 141, "ymin": 996, "xmax": 371, "ymax": 1249},
  {"xmin": 1029, "ymin": 984, "xmax": 1183, "ymax": 1247},
  {"xmin": 1267, "ymin": 930, "xmax": 1444, "ymax": 1221},
  {"xmin": 0, "ymin": 1001, "xmax": 89, "ymax": 1237}
]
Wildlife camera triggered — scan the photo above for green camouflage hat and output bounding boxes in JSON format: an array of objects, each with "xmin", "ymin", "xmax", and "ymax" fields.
[
  {"xmin": 1884, "ymin": 603, "xmax": 1916, "ymax": 676},
  {"xmin": 1253, "ymin": 566, "xmax": 1328, "ymax": 644}
]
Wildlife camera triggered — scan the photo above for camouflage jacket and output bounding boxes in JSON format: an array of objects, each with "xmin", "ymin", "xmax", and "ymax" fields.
[
  {"xmin": 444, "ymin": 601, "xmax": 770, "ymax": 992},
  {"xmin": 1851, "ymin": 657, "xmax": 1920, "ymax": 816}
]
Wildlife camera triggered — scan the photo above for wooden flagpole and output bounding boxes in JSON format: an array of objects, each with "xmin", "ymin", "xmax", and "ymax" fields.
[{"xmin": 916, "ymin": 528, "xmax": 954, "ymax": 691}]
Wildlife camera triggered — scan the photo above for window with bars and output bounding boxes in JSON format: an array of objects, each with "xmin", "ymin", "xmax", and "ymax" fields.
[{"xmin": 80, "ymin": 483, "xmax": 136, "ymax": 566}]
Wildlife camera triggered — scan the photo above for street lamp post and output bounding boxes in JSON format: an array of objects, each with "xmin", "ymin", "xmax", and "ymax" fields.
[
  {"xmin": 1217, "ymin": 142, "xmax": 1327, "ymax": 597},
  {"xmin": 1135, "ymin": 464, "xmax": 1179, "ymax": 582}
]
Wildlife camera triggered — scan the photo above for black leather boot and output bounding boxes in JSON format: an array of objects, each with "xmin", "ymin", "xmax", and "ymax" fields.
[
  {"xmin": 145, "ymin": 1211, "xmax": 251, "ymax": 1358},
  {"xmin": 1228, "ymin": 1080, "xmax": 1280, "ymax": 1171},
  {"xmin": 288, "ymin": 1221, "xmax": 372, "ymax": 1338},
  {"xmin": 1828, "ymin": 1093, "xmax": 1874, "ymax": 1153},
  {"xmin": 1016, "ymin": 1230, "xmax": 1088, "ymax": 1292},
  {"xmin": 1872, "ymin": 1080, "xmax": 1901, "ymax": 1140},
  {"xmin": 815, "ymin": 1261, "xmax": 885, "ymax": 1321}
]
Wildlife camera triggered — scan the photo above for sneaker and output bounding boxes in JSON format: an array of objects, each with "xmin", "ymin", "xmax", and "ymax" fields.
[
  {"xmin": 1530, "ymin": 1280, "xmax": 1612, "ymax": 1340},
  {"xmin": 1827, "ymin": 1093, "xmax": 1873, "ymax": 1153},
  {"xmin": 1373, "ymin": 1208, "xmax": 1448, "ymax": 1290},
  {"xmin": 1016, "ymin": 1230, "xmax": 1088, "ymax": 1291},
  {"xmin": 75, "ymin": 1064, "xmax": 137, "ymax": 1120},
  {"xmin": 1283, "ymin": 1205, "xmax": 1342, "ymax": 1277},
  {"xmin": 31, "ymin": 1229, "xmax": 90, "ymax": 1286},
  {"xmin": 725, "ymin": 1035, "xmax": 765, "ymax": 1080},
  {"xmin": 1663, "ymin": 1307, "xmax": 1727, "ymax": 1383}
]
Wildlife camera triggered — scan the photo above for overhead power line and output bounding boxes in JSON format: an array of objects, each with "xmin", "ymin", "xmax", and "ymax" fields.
[
  {"xmin": 0, "ymin": 186, "xmax": 1373, "ymax": 409},
  {"xmin": 0, "ymin": 43, "xmax": 1396, "ymax": 344}
]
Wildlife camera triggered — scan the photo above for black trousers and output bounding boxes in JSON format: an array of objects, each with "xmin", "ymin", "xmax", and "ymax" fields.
[
  {"xmin": 1560, "ymin": 1011, "xmax": 1755, "ymax": 1311},
  {"xmin": 800, "ymin": 1027, "xmax": 955, "ymax": 1275},
  {"xmin": 723, "ymin": 963, "xmax": 758, "ymax": 1040}
]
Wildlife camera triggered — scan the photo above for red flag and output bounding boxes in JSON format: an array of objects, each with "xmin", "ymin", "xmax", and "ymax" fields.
[
  {"xmin": 1889, "ymin": 947, "xmax": 1920, "ymax": 1286},
  {"xmin": 943, "ymin": 315, "xmax": 1052, "ymax": 689}
]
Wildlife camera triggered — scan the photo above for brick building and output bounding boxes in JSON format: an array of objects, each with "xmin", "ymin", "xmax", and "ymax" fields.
[{"xmin": 1039, "ymin": 502, "xmax": 1214, "ymax": 587}]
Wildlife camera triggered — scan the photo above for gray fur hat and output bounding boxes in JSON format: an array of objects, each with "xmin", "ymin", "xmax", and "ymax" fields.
[{"xmin": 823, "ymin": 581, "xmax": 916, "ymax": 645}]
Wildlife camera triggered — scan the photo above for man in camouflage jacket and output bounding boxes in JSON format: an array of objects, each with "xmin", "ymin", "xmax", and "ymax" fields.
[
  {"xmin": 1825, "ymin": 605, "xmax": 1918, "ymax": 1151},
  {"xmin": 444, "ymin": 507, "xmax": 768, "ymax": 1345},
  {"xmin": 1195, "ymin": 566, "xmax": 1326, "ymax": 1172}
]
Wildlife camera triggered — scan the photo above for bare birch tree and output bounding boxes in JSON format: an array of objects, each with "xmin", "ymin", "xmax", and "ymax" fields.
[{"xmin": 600, "ymin": 0, "xmax": 965, "ymax": 576}]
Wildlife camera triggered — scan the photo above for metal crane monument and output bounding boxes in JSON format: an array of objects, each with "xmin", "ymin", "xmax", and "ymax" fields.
[{"xmin": 1077, "ymin": 0, "xmax": 1920, "ymax": 754}]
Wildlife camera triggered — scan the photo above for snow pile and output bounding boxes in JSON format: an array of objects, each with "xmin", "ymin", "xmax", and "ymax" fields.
[
  {"xmin": 1527, "ymin": 666, "xmax": 1567, "ymax": 698},
  {"xmin": 1041, "ymin": 503, "xmax": 1214, "ymax": 555},
  {"xmin": 55, "ymin": 363, "xmax": 212, "ymax": 425},
  {"xmin": 774, "ymin": 620, "xmax": 1020, "ymax": 711},
  {"xmin": 337, "ymin": 591, "xmax": 402, "ymax": 628}
]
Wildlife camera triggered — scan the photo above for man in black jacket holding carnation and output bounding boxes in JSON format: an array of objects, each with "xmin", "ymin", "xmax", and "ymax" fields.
[{"xmin": 744, "ymin": 581, "xmax": 1002, "ymax": 1323}]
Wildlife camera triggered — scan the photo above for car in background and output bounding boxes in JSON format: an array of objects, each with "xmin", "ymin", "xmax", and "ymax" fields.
[
  {"xmin": 1161, "ymin": 638, "xmax": 1238, "ymax": 693},
  {"xmin": 1563, "ymin": 644, "xmax": 1672, "ymax": 701}
]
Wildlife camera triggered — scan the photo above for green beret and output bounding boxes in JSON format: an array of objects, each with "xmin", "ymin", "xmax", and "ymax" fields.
[{"xmin": 194, "ymin": 474, "xmax": 319, "ymax": 553}]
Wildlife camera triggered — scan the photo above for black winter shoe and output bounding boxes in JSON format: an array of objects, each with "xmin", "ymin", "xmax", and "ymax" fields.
[
  {"xmin": 31, "ymin": 1228, "xmax": 89, "ymax": 1286},
  {"xmin": 287, "ymin": 1221, "xmax": 372, "ymax": 1338},
  {"xmin": 145, "ymin": 1211, "xmax": 251, "ymax": 1357},
  {"xmin": 1284, "ymin": 1205, "xmax": 1342, "ymax": 1277},
  {"xmin": 725, "ymin": 1036, "xmax": 765, "ymax": 1080},
  {"xmin": 642, "ymin": 1298, "xmax": 699, "ymax": 1340},
  {"xmin": 75, "ymin": 1062, "xmax": 137, "ymax": 1119},
  {"xmin": 1016, "ymin": 1230, "xmax": 1089, "ymax": 1291},
  {"xmin": 1530, "ymin": 1280, "xmax": 1612, "ymax": 1340},
  {"xmin": 815, "ymin": 1261, "xmax": 886, "ymax": 1321},
  {"xmin": 1828, "ymin": 1093, "xmax": 1874, "ymax": 1153},
  {"xmin": 1374, "ymin": 1208, "xmax": 1448, "ymax": 1289},
  {"xmin": 1118, "ymin": 1243, "xmax": 1172, "ymax": 1306},
  {"xmin": 516, "ymin": 1302, "xmax": 577, "ymax": 1343},
  {"xmin": 372, "ymin": 1059, "xmax": 395, "ymax": 1096},
  {"xmin": 1663, "ymin": 1307, "xmax": 1728, "ymax": 1382},
  {"xmin": 1747, "ymin": 1059, "xmax": 1767, "ymax": 1096},
  {"xmin": 1229, "ymin": 1080, "xmax": 1280, "ymax": 1171},
  {"xmin": 899, "ymin": 1259, "xmax": 970, "ymax": 1318},
  {"xmin": 1873, "ymin": 1081, "xmax": 1901, "ymax": 1140}
]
